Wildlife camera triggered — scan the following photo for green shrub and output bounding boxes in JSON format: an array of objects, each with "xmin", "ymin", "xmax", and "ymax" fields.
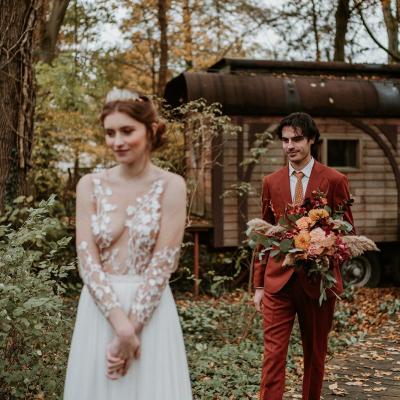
[
  {"xmin": 173, "ymin": 243, "xmax": 252, "ymax": 296},
  {"xmin": 0, "ymin": 196, "xmax": 75, "ymax": 399},
  {"xmin": 178, "ymin": 292, "xmax": 263, "ymax": 399},
  {"xmin": 177, "ymin": 292, "xmax": 304, "ymax": 399}
]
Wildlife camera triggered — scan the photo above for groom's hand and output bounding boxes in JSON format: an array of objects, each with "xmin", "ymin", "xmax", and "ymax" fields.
[{"xmin": 253, "ymin": 288, "xmax": 264, "ymax": 313}]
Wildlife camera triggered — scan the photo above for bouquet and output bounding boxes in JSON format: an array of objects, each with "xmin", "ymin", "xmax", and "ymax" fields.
[{"xmin": 246, "ymin": 190, "xmax": 379, "ymax": 305}]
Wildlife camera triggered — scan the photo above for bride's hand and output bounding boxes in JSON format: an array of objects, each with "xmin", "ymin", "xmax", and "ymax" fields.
[
  {"xmin": 106, "ymin": 308, "xmax": 141, "ymax": 378},
  {"xmin": 106, "ymin": 324, "xmax": 140, "ymax": 379},
  {"xmin": 106, "ymin": 335, "xmax": 140, "ymax": 379},
  {"xmin": 106, "ymin": 338, "xmax": 127, "ymax": 379}
]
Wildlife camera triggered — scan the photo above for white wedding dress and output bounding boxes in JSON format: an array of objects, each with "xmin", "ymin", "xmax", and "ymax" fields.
[{"xmin": 64, "ymin": 173, "xmax": 192, "ymax": 399}]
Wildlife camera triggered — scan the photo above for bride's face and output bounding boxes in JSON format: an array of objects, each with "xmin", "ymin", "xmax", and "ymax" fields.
[{"xmin": 103, "ymin": 111, "xmax": 149, "ymax": 164}]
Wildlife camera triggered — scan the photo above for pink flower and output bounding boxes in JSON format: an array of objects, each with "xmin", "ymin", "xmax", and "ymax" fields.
[
  {"xmin": 308, "ymin": 228, "xmax": 336, "ymax": 256},
  {"xmin": 309, "ymin": 227, "xmax": 326, "ymax": 243}
]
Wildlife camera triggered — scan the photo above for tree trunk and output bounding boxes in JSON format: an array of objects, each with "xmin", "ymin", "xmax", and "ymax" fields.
[
  {"xmin": 334, "ymin": 0, "xmax": 350, "ymax": 61},
  {"xmin": 0, "ymin": 1, "xmax": 42, "ymax": 207},
  {"xmin": 157, "ymin": 0, "xmax": 169, "ymax": 97},
  {"xmin": 215, "ymin": 0, "xmax": 222, "ymax": 52},
  {"xmin": 311, "ymin": 0, "xmax": 321, "ymax": 61},
  {"xmin": 381, "ymin": 0, "xmax": 399, "ymax": 63},
  {"xmin": 182, "ymin": 0, "xmax": 193, "ymax": 69},
  {"xmin": 39, "ymin": 0, "xmax": 71, "ymax": 63}
]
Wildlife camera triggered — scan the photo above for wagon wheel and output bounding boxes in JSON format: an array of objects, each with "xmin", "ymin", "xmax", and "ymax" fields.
[{"xmin": 341, "ymin": 253, "xmax": 381, "ymax": 288}]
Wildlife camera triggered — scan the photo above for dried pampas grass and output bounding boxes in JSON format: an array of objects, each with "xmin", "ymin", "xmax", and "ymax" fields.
[
  {"xmin": 266, "ymin": 225, "xmax": 286, "ymax": 235},
  {"xmin": 246, "ymin": 218, "xmax": 285, "ymax": 236},
  {"xmin": 342, "ymin": 235, "xmax": 380, "ymax": 257},
  {"xmin": 246, "ymin": 218, "xmax": 273, "ymax": 231}
]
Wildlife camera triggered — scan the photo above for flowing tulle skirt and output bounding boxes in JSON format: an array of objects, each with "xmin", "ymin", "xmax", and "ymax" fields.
[{"xmin": 64, "ymin": 275, "xmax": 192, "ymax": 400}]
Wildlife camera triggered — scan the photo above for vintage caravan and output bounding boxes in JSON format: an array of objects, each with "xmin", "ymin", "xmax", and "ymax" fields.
[{"xmin": 165, "ymin": 58, "xmax": 400, "ymax": 287}]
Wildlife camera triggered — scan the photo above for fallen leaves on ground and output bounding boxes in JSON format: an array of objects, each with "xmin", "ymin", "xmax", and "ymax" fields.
[
  {"xmin": 285, "ymin": 287, "xmax": 400, "ymax": 398},
  {"xmin": 177, "ymin": 287, "xmax": 400, "ymax": 399}
]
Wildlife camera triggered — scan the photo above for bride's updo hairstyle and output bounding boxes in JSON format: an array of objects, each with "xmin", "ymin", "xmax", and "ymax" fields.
[{"xmin": 100, "ymin": 87, "xmax": 166, "ymax": 150}]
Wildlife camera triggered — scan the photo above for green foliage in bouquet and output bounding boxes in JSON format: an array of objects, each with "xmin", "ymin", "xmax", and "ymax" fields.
[{"xmin": 0, "ymin": 196, "xmax": 75, "ymax": 399}]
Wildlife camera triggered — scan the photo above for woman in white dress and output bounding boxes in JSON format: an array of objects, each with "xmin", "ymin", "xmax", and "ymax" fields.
[{"xmin": 64, "ymin": 88, "xmax": 192, "ymax": 399}]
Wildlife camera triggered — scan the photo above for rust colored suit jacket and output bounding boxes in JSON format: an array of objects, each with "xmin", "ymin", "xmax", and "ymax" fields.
[{"xmin": 253, "ymin": 160, "xmax": 355, "ymax": 299}]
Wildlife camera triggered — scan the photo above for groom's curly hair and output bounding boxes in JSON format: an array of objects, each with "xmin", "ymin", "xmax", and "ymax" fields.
[{"xmin": 275, "ymin": 112, "xmax": 321, "ymax": 160}]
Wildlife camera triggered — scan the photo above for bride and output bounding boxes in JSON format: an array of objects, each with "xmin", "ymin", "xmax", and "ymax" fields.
[{"xmin": 64, "ymin": 88, "xmax": 192, "ymax": 399}]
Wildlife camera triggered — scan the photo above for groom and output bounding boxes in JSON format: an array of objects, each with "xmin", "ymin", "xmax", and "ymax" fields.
[{"xmin": 253, "ymin": 112, "xmax": 354, "ymax": 400}]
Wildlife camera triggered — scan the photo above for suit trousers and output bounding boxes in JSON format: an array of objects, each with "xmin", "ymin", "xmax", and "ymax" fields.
[{"xmin": 260, "ymin": 273, "xmax": 336, "ymax": 400}]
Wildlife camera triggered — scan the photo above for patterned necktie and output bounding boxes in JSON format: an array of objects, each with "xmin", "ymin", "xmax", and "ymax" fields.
[{"xmin": 293, "ymin": 171, "xmax": 304, "ymax": 205}]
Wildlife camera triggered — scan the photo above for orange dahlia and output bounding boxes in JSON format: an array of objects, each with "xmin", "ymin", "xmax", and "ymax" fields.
[
  {"xmin": 294, "ymin": 231, "xmax": 311, "ymax": 250},
  {"xmin": 308, "ymin": 208, "xmax": 329, "ymax": 222}
]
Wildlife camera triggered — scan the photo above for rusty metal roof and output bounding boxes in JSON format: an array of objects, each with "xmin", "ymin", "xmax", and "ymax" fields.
[
  {"xmin": 164, "ymin": 59, "xmax": 400, "ymax": 117},
  {"xmin": 207, "ymin": 58, "xmax": 400, "ymax": 78}
]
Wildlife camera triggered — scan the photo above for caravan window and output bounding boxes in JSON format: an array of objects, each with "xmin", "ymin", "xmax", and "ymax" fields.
[{"xmin": 321, "ymin": 137, "xmax": 362, "ymax": 171}]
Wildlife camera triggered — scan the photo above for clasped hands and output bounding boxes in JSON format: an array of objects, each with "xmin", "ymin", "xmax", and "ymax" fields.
[{"xmin": 107, "ymin": 310, "xmax": 143, "ymax": 380}]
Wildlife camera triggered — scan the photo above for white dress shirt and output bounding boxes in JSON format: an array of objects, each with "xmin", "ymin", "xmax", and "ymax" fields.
[{"xmin": 288, "ymin": 157, "xmax": 315, "ymax": 202}]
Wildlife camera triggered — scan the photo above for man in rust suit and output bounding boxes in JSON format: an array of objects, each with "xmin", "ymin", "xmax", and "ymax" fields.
[{"xmin": 253, "ymin": 112, "xmax": 354, "ymax": 400}]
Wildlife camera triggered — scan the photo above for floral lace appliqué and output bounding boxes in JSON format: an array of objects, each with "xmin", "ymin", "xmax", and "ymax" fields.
[
  {"xmin": 77, "ymin": 241, "xmax": 121, "ymax": 317},
  {"xmin": 82, "ymin": 176, "xmax": 179, "ymax": 325},
  {"xmin": 131, "ymin": 246, "xmax": 180, "ymax": 325},
  {"xmin": 125, "ymin": 180, "xmax": 163, "ymax": 275},
  {"xmin": 91, "ymin": 178, "xmax": 117, "ymax": 249}
]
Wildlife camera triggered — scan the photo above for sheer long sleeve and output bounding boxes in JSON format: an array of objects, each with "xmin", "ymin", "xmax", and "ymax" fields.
[
  {"xmin": 130, "ymin": 175, "xmax": 186, "ymax": 326},
  {"xmin": 76, "ymin": 175, "xmax": 121, "ymax": 317}
]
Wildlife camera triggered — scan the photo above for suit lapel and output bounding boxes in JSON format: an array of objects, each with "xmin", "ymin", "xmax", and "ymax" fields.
[
  {"xmin": 304, "ymin": 160, "xmax": 325, "ymax": 200},
  {"xmin": 278, "ymin": 166, "xmax": 292, "ymax": 205}
]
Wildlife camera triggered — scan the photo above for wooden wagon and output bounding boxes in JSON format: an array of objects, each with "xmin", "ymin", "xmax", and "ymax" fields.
[{"xmin": 165, "ymin": 58, "xmax": 400, "ymax": 287}]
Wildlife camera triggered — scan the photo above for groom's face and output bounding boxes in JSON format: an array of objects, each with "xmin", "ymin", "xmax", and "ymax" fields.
[{"xmin": 281, "ymin": 126, "xmax": 314, "ymax": 167}]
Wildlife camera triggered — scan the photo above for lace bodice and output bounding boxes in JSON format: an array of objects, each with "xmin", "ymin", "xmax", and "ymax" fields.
[
  {"xmin": 75, "ymin": 171, "xmax": 185, "ymax": 325},
  {"xmin": 90, "ymin": 177, "xmax": 163, "ymax": 275}
]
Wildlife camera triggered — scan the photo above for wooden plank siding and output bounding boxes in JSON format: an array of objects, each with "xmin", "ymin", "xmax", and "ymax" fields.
[{"xmin": 220, "ymin": 117, "xmax": 240, "ymax": 246}]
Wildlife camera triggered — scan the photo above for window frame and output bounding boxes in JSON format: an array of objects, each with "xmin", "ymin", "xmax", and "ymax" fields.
[{"xmin": 320, "ymin": 134, "xmax": 363, "ymax": 172}]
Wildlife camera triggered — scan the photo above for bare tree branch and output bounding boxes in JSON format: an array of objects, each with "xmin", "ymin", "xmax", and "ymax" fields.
[{"xmin": 355, "ymin": 0, "xmax": 400, "ymax": 62}]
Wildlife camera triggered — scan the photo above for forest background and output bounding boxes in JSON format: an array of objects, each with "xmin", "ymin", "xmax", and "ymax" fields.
[{"xmin": 1, "ymin": 0, "xmax": 400, "ymax": 399}]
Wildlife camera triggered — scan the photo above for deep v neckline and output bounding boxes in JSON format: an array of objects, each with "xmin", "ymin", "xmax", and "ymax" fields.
[
  {"xmin": 96, "ymin": 173, "xmax": 164, "ymax": 212},
  {"xmin": 91, "ymin": 175, "xmax": 164, "ymax": 248},
  {"xmin": 125, "ymin": 179, "xmax": 164, "ymax": 216}
]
